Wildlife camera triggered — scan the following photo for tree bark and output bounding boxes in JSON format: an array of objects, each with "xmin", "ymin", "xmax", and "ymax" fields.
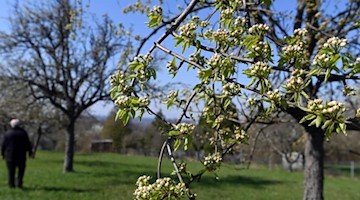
[
  {"xmin": 32, "ymin": 126, "xmax": 43, "ymax": 158},
  {"xmin": 303, "ymin": 127, "xmax": 324, "ymax": 200},
  {"xmin": 64, "ymin": 121, "xmax": 75, "ymax": 172},
  {"xmin": 286, "ymin": 107, "xmax": 325, "ymax": 200}
]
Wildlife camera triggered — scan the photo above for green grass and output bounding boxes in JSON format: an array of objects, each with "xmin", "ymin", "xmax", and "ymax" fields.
[{"xmin": 0, "ymin": 151, "xmax": 359, "ymax": 200}]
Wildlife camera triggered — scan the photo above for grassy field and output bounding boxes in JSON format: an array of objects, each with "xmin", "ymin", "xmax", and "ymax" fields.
[{"xmin": 0, "ymin": 151, "xmax": 359, "ymax": 200}]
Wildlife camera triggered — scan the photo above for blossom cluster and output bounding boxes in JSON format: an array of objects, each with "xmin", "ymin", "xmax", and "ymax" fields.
[
  {"xmin": 109, "ymin": 71, "xmax": 131, "ymax": 94},
  {"xmin": 138, "ymin": 96, "xmax": 150, "ymax": 107},
  {"xmin": 114, "ymin": 96, "xmax": 130, "ymax": 109},
  {"xmin": 189, "ymin": 51, "xmax": 206, "ymax": 65},
  {"xmin": 214, "ymin": 0, "xmax": 242, "ymax": 10},
  {"xmin": 307, "ymin": 99, "xmax": 346, "ymax": 116},
  {"xmin": 323, "ymin": 37, "xmax": 347, "ymax": 49},
  {"xmin": 133, "ymin": 176, "xmax": 188, "ymax": 200},
  {"xmin": 212, "ymin": 29, "xmax": 230, "ymax": 44},
  {"xmin": 312, "ymin": 53, "xmax": 331, "ymax": 66},
  {"xmin": 248, "ymin": 41, "xmax": 271, "ymax": 59},
  {"xmin": 282, "ymin": 43, "xmax": 306, "ymax": 58},
  {"xmin": 132, "ymin": 54, "xmax": 154, "ymax": 83},
  {"xmin": 279, "ymin": 28, "xmax": 309, "ymax": 67},
  {"xmin": 152, "ymin": 6, "xmax": 162, "ymax": 15},
  {"xmin": 109, "ymin": 70, "xmax": 125, "ymax": 87},
  {"xmin": 167, "ymin": 90, "xmax": 179, "ymax": 101},
  {"xmin": 247, "ymin": 98, "xmax": 257, "ymax": 106},
  {"xmin": 214, "ymin": 115, "xmax": 225, "ymax": 126},
  {"xmin": 343, "ymin": 85, "xmax": 356, "ymax": 96},
  {"xmin": 245, "ymin": 61, "xmax": 271, "ymax": 79},
  {"xmin": 248, "ymin": 24, "xmax": 269, "ymax": 36},
  {"xmin": 166, "ymin": 60, "xmax": 177, "ymax": 75},
  {"xmin": 207, "ymin": 53, "xmax": 222, "ymax": 67},
  {"xmin": 179, "ymin": 22, "xmax": 197, "ymax": 40},
  {"xmin": 267, "ymin": 89, "xmax": 282, "ymax": 104},
  {"xmin": 222, "ymin": 82, "xmax": 241, "ymax": 96},
  {"xmin": 174, "ymin": 123, "xmax": 196, "ymax": 136},
  {"xmin": 313, "ymin": 37, "xmax": 347, "ymax": 67},
  {"xmin": 200, "ymin": 20, "xmax": 210, "ymax": 28},
  {"xmin": 234, "ymin": 17, "xmax": 246, "ymax": 27},
  {"xmin": 134, "ymin": 53, "xmax": 153, "ymax": 66},
  {"xmin": 220, "ymin": 7, "xmax": 233, "ymax": 20},
  {"xmin": 203, "ymin": 152, "xmax": 222, "ymax": 171},
  {"xmin": 293, "ymin": 28, "xmax": 308, "ymax": 38},
  {"xmin": 234, "ymin": 127, "xmax": 247, "ymax": 142},
  {"xmin": 286, "ymin": 69, "xmax": 305, "ymax": 91},
  {"xmin": 356, "ymin": 108, "xmax": 360, "ymax": 118},
  {"xmin": 202, "ymin": 105, "xmax": 220, "ymax": 120}
]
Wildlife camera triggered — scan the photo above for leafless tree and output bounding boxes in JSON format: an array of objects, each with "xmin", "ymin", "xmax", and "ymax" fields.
[{"xmin": 0, "ymin": 0, "xmax": 125, "ymax": 172}]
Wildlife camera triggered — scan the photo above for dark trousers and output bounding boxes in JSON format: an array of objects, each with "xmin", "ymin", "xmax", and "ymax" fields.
[{"xmin": 6, "ymin": 160, "xmax": 26, "ymax": 188}]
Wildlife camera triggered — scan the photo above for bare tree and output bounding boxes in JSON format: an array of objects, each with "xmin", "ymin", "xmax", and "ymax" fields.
[{"xmin": 0, "ymin": 0, "xmax": 125, "ymax": 172}]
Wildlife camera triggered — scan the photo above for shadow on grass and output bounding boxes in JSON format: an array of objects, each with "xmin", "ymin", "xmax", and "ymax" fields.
[
  {"xmin": 195, "ymin": 175, "xmax": 283, "ymax": 189},
  {"xmin": 21, "ymin": 186, "xmax": 99, "ymax": 193},
  {"xmin": 76, "ymin": 160, "xmax": 154, "ymax": 169}
]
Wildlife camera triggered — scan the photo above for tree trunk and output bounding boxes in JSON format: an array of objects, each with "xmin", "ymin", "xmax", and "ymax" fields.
[
  {"xmin": 303, "ymin": 127, "xmax": 324, "ymax": 200},
  {"xmin": 32, "ymin": 126, "xmax": 43, "ymax": 158},
  {"xmin": 286, "ymin": 107, "xmax": 325, "ymax": 200},
  {"xmin": 64, "ymin": 121, "xmax": 75, "ymax": 172}
]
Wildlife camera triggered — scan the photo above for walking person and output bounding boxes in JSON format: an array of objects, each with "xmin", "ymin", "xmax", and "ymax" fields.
[{"xmin": 1, "ymin": 119, "xmax": 33, "ymax": 188}]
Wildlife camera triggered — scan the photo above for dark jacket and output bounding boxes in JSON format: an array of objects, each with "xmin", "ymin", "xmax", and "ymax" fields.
[{"xmin": 1, "ymin": 127, "xmax": 33, "ymax": 162}]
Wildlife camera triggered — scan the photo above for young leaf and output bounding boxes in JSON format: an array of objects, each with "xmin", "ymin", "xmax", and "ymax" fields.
[
  {"xmin": 174, "ymin": 139, "xmax": 182, "ymax": 151},
  {"xmin": 315, "ymin": 115, "xmax": 322, "ymax": 128},
  {"xmin": 299, "ymin": 114, "xmax": 316, "ymax": 124},
  {"xmin": 321, "ymin": 119, "xmax": 333, "ymax": 130},
  {"xmin": 339, "ymin": 123, "xmax": 347, "ymax": 134}
]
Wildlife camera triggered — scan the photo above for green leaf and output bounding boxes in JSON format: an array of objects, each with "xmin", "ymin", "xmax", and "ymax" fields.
[
  {"xmin": 309, "ymin": 117, "xmax": 317, "ymax": 126},
  {"xmin": 128, "ymin": 60, "xmax": 141, "ymax": 70},
  {"xmin": 193, "ymin": 83, "xmax": 203, "ymax": 92},
  {"xmin": 335, "ymin": 125, "xmax": 341, "ymax": 134},
  {"xmin": 247, "ymin": 78, "xmax": 257, "ymax": 88},
  {"xmin": 308, "ymin": 68, "xmax": 319, "ymax": 77},
  {"xmin": 139, "ymin": 109, "xmax": 145, "ymax": 120},
  {"xmin": 184, "ymin": 135, "xmax": 192, "ymax": 151},
  {"xmin": 260, "ymin": 0, "xmax": 272, "ymax": 6},
  {"xmin": 174, "ymin": 139, "xmax": 181, "ymax": 151},
  {"xmin": 325, "ymin": 68, "xmax": 331, "ymax": 82},
  {"xmin": 130, "ymin": 108, "xmax": 136, "ymax": 118},
  {"xmin": 301, "ymin": 91, "xmax": 309, "ymax": 99},
  {"xmin": 295, "ymin": 92, "xmax": 300, "ymax": 105},
  {"xmin": 147, "ymin": 13, "xmax": 163, "ymax": 28},
  {"xmin": 299, "ymin": 114, "xmax": 316, "ymax": 124},
  {"xmin": 123, "ymin": 111, "xmax": 130, "ymax": 125},
  {"xmin": 325, "ymin": 123, "xmax": 335, "ymax": 138},
  {"xmin": 169, "ymin": 130, "xmax": 179, "ymax": 136},
  {"xmin": 115, "ymin": 109, "xmax": 125, "ymax": 121},
  {"xmin": 224, "ymin": 98, "xmax": 231, "ymax": 109},
  {"xmin": 260, "ymin": 80, "xmax": 265, "ymax": 94},
  {"xmin": 339, "ymin": 123, "xmax": 347, "ymax": 134},
  {"xmin": 321, "ymin": 119, "xmax": 333, "ymax": 129},
  {"xmin": 280, "ymin": 99, "xmax": 288, "ymax": 109},
  {"xmin": 298, "ymin": 106, "xmax": 311, "ymax": 112},
  {"xmin": 174, "ymin": 36, "xmax": 184, "ymax": 47},
  {"xmin": 167, "ymin": 99, "xmax": 175, "ymax": 109},
  {"xmin": 315, "ymin": 115, "xmax": 322, "ymax": 127},
  {"xmin": 330, "ymin": 54, "xmax": 340, "ymax": 69},
  {"xmin": 243, "ymin": 35, "xmax": 259, "ymax": 50}
]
